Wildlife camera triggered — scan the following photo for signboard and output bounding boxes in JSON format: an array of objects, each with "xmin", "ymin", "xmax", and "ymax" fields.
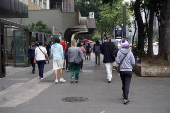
[
  {"xmin": 89, "ymin": 12, "xmax": 94, "ymax": 19},
  {"xmin": 115, "ymin": 26, "xmax": 122, "ymax": 39}
]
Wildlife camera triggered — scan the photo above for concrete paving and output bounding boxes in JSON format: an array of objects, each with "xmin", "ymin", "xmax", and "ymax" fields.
[{"xmin": 0, "ymin": 53, "xmax": 170, "ymax": 113}]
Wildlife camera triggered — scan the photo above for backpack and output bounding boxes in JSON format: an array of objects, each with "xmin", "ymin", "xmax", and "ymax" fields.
[
  {"xmin": 111, "ymin": 45, "xmax": 119, "ymax": 58},
  {"xmin": 95, "ymin": 45, "xmax": 101, "ymax": 52}
]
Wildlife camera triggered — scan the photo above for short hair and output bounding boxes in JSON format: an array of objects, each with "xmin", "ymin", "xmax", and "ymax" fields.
[
  {"xmin": 77, "ymin": 42, "xmax": 82, "ymax": 47},
  {"xmin": 62, "ymin": 38, "xmax": 65, "ymax": 41},
  {"xmin": 96, "ymin": 40, "xmax": 99, "ymax": 44},
  {"xmin": 71, "ymin": 39, "xmax": 76, "ymax": 47},
  {"xmin": 54, "ymin": 38, "xmax": 60, "ymax": 43},
  {"xmin": 39, "ymin": 42, "xmax": 43, "ymax": 45},
  {"xmin": 106, "ymin": 35, "xmax": 111, "ymax": 39}
]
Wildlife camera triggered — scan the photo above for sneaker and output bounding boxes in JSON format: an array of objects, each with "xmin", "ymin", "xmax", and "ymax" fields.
[
  {"xmin": 41, "ymin": 78, "xmax": 43, "ymax": 80},
  {"xmin": 54, "ymin": 79, "xmax": 58, "ymax": 84},
  {"xmin": 32, "ymin": 71, "xmax": 35, "ymax": 74},
  {"xmin": 123, "ymin": 100, "xmax": 130, "ymax": 105},
  {"xmin": 60, "ymin": 78, "xmax": 66, "ymax": 83},
  {"xmin": 108, "ymin": 81, "xmax": 111, "ymax": 83}
]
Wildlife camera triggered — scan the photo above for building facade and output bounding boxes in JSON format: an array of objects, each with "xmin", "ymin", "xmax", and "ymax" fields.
[
  {"xmin": 28, "ymin": 0, "xmax": 50, "ymax": 10},
  {"xmin": 50, "ymin": 0, "xmax": 74, "ymax": 12}
]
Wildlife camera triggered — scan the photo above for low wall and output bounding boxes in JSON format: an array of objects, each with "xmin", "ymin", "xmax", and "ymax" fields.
[{"xmin": 133, "ymin": 64, "xmax": 170, "ymax": 77}]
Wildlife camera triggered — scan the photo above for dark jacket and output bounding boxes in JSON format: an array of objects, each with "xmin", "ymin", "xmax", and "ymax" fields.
[
  {"xmin": 101, "ymin": 42, "xmax": 116, "ymax": 63},
  {"xmin": 27, "ymin": 46, "xmax": 36, "ymax": 58},
  {"xmin": 93, "ymin": 44, "xmax": 101, "ymax": 53}
]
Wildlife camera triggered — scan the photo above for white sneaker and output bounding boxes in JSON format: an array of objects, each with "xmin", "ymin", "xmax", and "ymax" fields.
[
  {"xmin": 54, "ymin": 79, "xmax": 58, "ymax": 84},
  {"xmin": 60, "ymin": 78, "xmax": 66, "ymax": 83}
]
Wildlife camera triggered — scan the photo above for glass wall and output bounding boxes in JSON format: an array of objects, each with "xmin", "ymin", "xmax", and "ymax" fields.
[{"xmin": 14, "ymin": 30, "xmax": 28, "ymax": 67}]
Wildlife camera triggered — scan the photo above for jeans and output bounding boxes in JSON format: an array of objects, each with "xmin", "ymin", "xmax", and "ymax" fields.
[
  {"xmin": 65, "ymin": 55, "xmax": 70, "ymax": 70},
  {"xmin": 36, "ymin": 60, "xmax": 46, "ymax": 78},
  {"xmin": 105, "ymin": 63, "xmax": 114, "ymax": 81},
  {"xmin": 120, "ymin": 71, "xmax": 132, "ymax": 100},
  {"xmin": 95, "ymin": 52, "xmax": 100, "ymax": 65},
  {"xmin": 30, "ymin": 58, "xmax": 35, "ymax": 72},
  {"xmin": 69, "ymin": 62, "xmax": 81, "ymax": 80}
]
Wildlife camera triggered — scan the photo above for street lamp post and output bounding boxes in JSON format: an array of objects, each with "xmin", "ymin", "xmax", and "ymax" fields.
[{"xmin": 123, "ymin": 6, "xmax": 126, "ymax": 39}]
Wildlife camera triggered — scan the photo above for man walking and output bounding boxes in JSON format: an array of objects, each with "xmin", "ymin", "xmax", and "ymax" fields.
[
  {"xmin": 93, "ymin": 40, "xmax": 101, "ymax": 65},
  {"xmin": 51, "ymin": 38, "xmax": 66, "ymax": 84},
  {"xmin": 27, "ymin": 42, "xmax": 36, "ymax": 74},
  {"xmin": 101, "ymin": 35, "xmax": 118, "ymax": 83}
]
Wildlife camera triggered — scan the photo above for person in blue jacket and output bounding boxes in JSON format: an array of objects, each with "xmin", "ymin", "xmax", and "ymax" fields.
[{"xmin": 27, "ymin": 42, "xmax": 37, "ymax": 74}]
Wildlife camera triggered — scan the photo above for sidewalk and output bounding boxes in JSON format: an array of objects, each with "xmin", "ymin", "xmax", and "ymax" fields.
[{"xmin": 0, "ymin": 53, "xmax": 170, "ymax": 113}]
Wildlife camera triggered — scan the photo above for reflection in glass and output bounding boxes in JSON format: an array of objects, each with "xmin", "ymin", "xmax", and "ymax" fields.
[{"xmin": 14, "ymin": 31, "xmax": 27, "ymax": 66}]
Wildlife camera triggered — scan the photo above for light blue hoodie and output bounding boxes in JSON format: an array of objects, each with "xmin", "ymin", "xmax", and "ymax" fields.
[{"xmin": 51, "ymin": 43, "xmax": 64, "ymax": 60}]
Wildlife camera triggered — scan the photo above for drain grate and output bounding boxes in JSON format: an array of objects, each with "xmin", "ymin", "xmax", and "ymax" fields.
[{"xmin": 62, "ymin": 97, "xmax": 89, "ymax": 102}]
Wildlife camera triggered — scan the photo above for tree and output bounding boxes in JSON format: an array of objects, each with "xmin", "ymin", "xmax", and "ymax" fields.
[
  {"xmin": 99, "ymin": 0, "xmax": 132, "ymax": 37},
  {"xmin": 26, "ymin": 21, "xmax": 52, "ymax": 35}
]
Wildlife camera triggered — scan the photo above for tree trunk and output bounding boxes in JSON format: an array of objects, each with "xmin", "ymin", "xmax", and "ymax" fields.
[
  {"xmin": 164, "ymin": 0, "xmax": 170, "ymax": 61},
  {"xmin": 134, "ymin": 0, "xmax": 145, "ymax": 55},
  {"xmin": 132, "ymin": 21, "xmax": 137, "ymax": 52},
  {"xmin": 147, "ymin": 8, "xmax": 154, "ymax": 58},
  {"xmin": 109, "ymin": 22, "xmax": 114, "ymax": 37},
  {"xmin": 158, "ymin": 0, "xmax": 167, "ymax": 60}
]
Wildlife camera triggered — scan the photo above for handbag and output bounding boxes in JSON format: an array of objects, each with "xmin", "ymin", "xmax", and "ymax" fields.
[
  {"xmin": 117, "ymin": 53, "xmax": 129, "ymax": 73},
  {"xmin": 74, "ymin": 51, "xmax": 81, "ymax": 64}
]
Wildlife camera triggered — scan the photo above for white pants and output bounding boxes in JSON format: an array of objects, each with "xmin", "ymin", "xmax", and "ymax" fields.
[{"xmin": 105, "ymin": 63, "xmax": 114, "ymax": 81}]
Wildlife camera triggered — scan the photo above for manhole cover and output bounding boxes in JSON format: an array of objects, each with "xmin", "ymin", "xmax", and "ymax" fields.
[{"xmin": 62, "ymin": 97, "xmax": 89, "ymax": 102}]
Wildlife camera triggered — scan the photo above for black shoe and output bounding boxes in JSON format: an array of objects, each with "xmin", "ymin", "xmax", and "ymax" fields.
[
  {"xmin": 48, "ymin": 61, "xmax": 49, "ymax": 64},
  {"xmin": 124, "ymin": 100, "xmax": 130, "ymax": 105},
  {"xmin": 108, "ymin": 81, "xmax": 111, "ymax": 83},
  {"xmin": 71, "ymin": 78, "xmax": 74, "ymax": 84},
  {"xmin": 32, "ymin": 71, "xmax": 35, "ymax": 74},
  {"xmin": 75, "ymin": 80, "xmax": 78, "ymax": 83}
]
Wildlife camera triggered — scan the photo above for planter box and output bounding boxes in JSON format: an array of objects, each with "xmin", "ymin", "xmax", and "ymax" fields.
[{"xmin": 133, "ymin": 64, "xmax": 170, "ymax": 77}]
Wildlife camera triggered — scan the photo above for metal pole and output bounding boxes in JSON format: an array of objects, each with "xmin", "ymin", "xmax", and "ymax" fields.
[{"xmin": 123, "ymin": 6, "xmax": 126, "ymax": 39}]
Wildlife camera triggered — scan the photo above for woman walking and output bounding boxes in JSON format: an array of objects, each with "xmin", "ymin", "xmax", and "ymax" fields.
[
  {"xmin": 68, "ymin": 39, "xmax": 84, "ymax": 83},
  {"xmin": 86, "ymin": 43, "xmax": 92, "ymax": 60},
  {"xmin": 116, "ymin": 40, "xmax": 135, "ymax": 104},
  {"xmin": 34, "ymin": 42, "xmax": 48, "ymax": 79},
  {"xmin": 64, "ymin": 43, "xmax": 71, "ymax": 71},
  {"xmin": 77, "ymin": 42, "xmax": 86, "ymax": 71}
]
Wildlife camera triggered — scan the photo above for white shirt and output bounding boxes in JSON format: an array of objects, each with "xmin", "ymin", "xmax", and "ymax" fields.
[{"xmin": 35, "ymin": 46, "xmax": 47, "ymax": 61}]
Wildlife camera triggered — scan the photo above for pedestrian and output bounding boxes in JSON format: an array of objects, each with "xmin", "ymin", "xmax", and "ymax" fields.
[
  {"xmin": 93, "ymin": 40, "xmax": 102, "ymax": 65},
  {"xmin": 68, "ymin": 39, "xmax": 84, "ymax": 83},
  {"xmin": 27, "ymin": 42, "xmax": 37, "ymax": 74},
  {"xmin": 51, "ymin": 38, "xmax": 66, "ymax": 84},
  {"xmin": 101, "ymin": 35, "xmax": 118, "ymax": 83},
  {"xmin": 116, "ymin": 39, "xmax": 135, "ymax": 105},
  {"xmin": 60, "ymin": 38, "xmax": 66, "ymax": 69},
  {"xmin": 45, "ymin": 41, "xmax": 51, "ymax": 64},
  {"xmin": 83, "ymin": 43, "xmax": 87, "ymax": 59},
  {"xmin": 86, "ymin": 43, "xmax": 92, "ymax": 60},
  {"xmin": 64, "ymin": 43, "xmax": 71, "ymax": 72},
  {"xmin": 77, "ymin": 42, "xmax": 86, "ymax": 71},
  {"xmin": 34, "ymin": 42, "xmax": 48, "ymax": 79}
]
